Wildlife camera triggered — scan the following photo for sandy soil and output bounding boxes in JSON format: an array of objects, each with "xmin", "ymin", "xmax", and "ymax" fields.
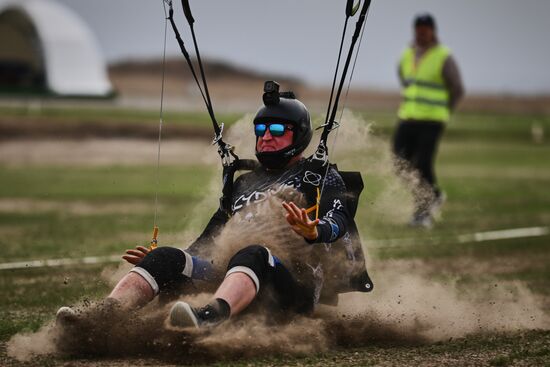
[
  {"xmin": 2, "ymin": 330, "xmax": 549, "ymax": 366},
  {"xmin": 2, "ymin": 193, "xmax": 548, "ymax": 366}
]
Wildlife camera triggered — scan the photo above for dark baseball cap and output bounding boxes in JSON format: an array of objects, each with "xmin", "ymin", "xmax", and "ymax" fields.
[{"xmin": 414, "ymin": 13, "xmax": 436, "ymax": 29}]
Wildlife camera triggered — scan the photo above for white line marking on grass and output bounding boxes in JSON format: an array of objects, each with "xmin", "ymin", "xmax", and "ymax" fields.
[
  {"xmin": 456, "ymin": 226, "xmax": 549, "ymax": 243},
  {"xmin": 365, "ymin": 226, "xmax": 550, "ymax": 248},
  {"xmin": 0, "ymin": 255, "xmax": 121, "ymax": 270},
  {"xmin": 1, "ymin": 226, "xmax": 548, "ymax": 271}
]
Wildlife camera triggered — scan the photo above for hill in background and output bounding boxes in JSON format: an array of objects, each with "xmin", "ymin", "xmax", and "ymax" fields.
[{"xmin": 109, "ymin": 57, "xmax": 550, "ymax": 115}]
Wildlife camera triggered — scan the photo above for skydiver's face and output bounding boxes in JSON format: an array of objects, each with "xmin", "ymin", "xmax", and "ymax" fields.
[{"xmin": 256, "ymin": 123, "xmax": 294, "ymax": 153}]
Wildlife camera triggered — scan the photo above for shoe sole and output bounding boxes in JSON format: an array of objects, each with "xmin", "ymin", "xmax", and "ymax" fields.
[
  {"xmin": 169, "ymin": 301, "xmax": 199, "ymax": 329},
  {"xmin": 56, "ymin": 306, "xmax": 79, "ymax": 326}
]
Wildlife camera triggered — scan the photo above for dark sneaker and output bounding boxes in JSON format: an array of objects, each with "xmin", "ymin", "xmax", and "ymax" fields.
[
  {"xmin": 169, "ymin": 299, "xmax": 229, "ymax": 329},
  {"xmin": 169, "ymin": 301, "xmax": 201, "ymax": 329}
]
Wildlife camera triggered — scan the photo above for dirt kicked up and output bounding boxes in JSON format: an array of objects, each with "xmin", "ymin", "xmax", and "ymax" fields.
[
  {"xmin": 3, "ymin": 113, "xmax": 550, "ymax": 366},
  {"xmin": 6, "ymin": 262, "xmax": 549, "ymax": 364}
]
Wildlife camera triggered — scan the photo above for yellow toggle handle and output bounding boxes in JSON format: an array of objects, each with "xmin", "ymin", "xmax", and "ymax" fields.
[
  {"xmin": 304, "ymin": 188, "xmax": 321, "ymax": 220},
  {"xmin": 149, "ymin": 226, "xmax": 159, "ymax": 251}
]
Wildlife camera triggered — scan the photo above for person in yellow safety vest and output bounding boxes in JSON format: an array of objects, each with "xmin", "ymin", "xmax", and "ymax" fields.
[{"xmin": 393, "ymin": 13, "xmax": 464, "ymax": 228}]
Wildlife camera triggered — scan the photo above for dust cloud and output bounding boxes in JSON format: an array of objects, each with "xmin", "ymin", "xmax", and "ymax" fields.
[{"xmin": 7, "ymin": 112, "xmax": 549, "ymax": 363}]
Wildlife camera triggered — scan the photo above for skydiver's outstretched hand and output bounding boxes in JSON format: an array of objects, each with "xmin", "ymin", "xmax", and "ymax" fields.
[
  {"xmin": 282, "ymin": 201, "xmax": 319, "ymax": 241},
  {"xmin": 122, "ymin": 245, "xmax": 150, "ymax": 265}
]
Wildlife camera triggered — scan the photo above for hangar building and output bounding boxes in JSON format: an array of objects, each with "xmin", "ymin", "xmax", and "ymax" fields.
[{"xmin": 0, "ymin": 0, "xmax": 112, "ymax": 97}]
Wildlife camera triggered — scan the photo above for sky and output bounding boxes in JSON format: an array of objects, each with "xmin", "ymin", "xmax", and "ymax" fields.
[{"xmin": 54, "ymin": 0, "xmax": 550, "ymax": 95}]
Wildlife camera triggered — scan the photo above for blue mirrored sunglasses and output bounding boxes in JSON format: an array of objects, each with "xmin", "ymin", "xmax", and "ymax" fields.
[{"xmin": 254, "ymin": 123, "xmax": 292, "ymax": 137}]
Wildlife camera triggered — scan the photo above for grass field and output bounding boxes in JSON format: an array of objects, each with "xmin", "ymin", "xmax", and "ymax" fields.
[{"xmin": 0, "ymin": 108, "xmax": 549, "ymax": 366}]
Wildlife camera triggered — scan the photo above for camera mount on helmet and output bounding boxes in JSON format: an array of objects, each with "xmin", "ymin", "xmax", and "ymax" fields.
[
  {"xmin": 262, "ymin": 81, "xmax": 279, "ymax": 106},
  {"xmin": 263, "ymin": 81, "xmax": 297, "ymax": 106}
]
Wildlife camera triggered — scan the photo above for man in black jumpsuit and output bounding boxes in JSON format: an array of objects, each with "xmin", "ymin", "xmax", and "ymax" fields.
[{"xmin": 57, "ymin": 90, "xmax": 367, "ymax": 329}]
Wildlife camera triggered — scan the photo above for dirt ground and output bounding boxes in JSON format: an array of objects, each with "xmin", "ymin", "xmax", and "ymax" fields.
[
  {"xmin": 2, "ymin": 274, "xmax": 548, "ymax": 367},
  {"xmin": 1, "ymin": 330, "xmax": 548, "ymax": 367}
]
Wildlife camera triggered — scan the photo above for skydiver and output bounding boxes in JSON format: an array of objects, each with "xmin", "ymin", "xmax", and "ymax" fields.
[{"xmin": 57, "ymin": 85, "xmax": 370, "ymax": 329}]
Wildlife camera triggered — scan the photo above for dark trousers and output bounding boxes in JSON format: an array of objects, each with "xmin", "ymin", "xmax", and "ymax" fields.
[{"xmin": 392, "ymin": 120, "xmax": 445, "ymax": 213}]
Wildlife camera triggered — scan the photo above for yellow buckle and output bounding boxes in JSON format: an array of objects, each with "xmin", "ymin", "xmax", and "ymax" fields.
[{"xmin": 149, "ymin": 226, "xmax": 159, "ymax": 251}]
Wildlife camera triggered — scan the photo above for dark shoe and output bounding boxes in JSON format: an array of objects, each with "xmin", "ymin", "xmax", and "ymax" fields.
[
  {"xmin": 169, "ymin": 301, "xmax": 201, "ymax": 328},
  {"xmin": 169, "ymin": 299, "xmax": 229, "ymax": 329}
]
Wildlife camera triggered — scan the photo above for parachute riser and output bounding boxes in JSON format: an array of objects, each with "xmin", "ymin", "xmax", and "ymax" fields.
[
  {"xmin": 164, "ymin": 0, "xmax": 239, "ymax": 169},
  {"xmin": 317, "ymin": 0, "xmax": 372, "ymax": 153},
  {"xmin": 312, "ymin": 0, "xmax": 372, "ymax": 220}
]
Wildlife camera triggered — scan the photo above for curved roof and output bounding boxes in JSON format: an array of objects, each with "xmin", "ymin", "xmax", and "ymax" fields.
[{"xmin": 0, "ymin": 0, "xmax": 112, "ymax": 96}]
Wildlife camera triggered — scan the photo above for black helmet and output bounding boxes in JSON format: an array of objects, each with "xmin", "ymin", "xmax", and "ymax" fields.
[{"xmin": 254, "ymin": 81, "xmax": 312, "ymax": 169}]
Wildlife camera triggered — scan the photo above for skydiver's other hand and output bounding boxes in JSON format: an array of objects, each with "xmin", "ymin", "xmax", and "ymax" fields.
[
  {"xmin": 282, "ymin": 201, "xmax": 319, "ymax": 241},
  {"xmin": 122, "ymin": 246, "xmax": 150, "ymax": 265}
]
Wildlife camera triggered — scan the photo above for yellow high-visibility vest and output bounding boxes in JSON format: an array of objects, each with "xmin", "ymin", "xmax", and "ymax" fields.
[{"xmin": 398, "ymin": 45, "xmax": 451, "ymax": 122}]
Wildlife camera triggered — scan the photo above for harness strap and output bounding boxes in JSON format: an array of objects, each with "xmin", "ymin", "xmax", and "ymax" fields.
[{"xmin": 219, "ymin": 159, "xmax": 260, "ymax": 215}]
